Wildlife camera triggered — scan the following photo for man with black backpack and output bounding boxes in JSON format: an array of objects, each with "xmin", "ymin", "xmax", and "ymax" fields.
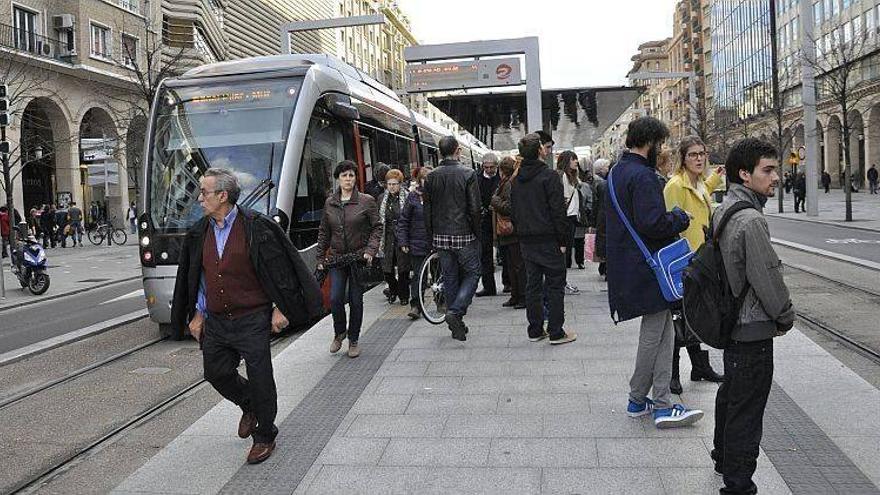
[{"xmin": 711, "ymin": 138, "xmax": 795, "ymax": 494}]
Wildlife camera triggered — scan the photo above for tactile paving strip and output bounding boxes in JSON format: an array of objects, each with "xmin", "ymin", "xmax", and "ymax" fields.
[
  {"xmin": 219, "ymin": 312, "xmax": 411, "ymax": 494},
  {"xmin": 763, "ymin": 382, "xmax": 879, "ymax": 494}
]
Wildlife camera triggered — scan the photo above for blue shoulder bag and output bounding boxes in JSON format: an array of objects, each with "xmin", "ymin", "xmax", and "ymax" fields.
[{"xmin": 607, "ymin": 167, "xmax": 694, "ymax": 302}]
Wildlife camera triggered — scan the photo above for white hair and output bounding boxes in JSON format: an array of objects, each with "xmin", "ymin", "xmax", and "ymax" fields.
[{"xmin": 593, "ymin": 158, "xmax": 611, "ymax": 175}]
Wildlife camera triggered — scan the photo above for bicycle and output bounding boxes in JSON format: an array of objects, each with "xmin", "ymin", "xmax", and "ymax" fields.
[
  {"xmin": 416, "ymin": 251, "xmax": 447, "ymax": 324},
  {"xmin": 88, "ymin": 217, "xmax": 128, "ymax": 246}
]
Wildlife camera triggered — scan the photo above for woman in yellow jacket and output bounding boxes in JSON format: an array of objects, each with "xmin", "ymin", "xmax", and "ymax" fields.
[{"xmin": 663, "ymin": 135, "xmax": 725, "ymax": 394}]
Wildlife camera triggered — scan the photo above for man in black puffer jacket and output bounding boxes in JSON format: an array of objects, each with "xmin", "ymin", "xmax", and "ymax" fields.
[{"xmin": 510, "ymin": 133, "xmax": 577, "ymax": 345}]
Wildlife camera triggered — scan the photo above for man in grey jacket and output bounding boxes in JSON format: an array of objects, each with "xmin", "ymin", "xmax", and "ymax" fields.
[{"xmin": 712, "ymin": 138, "xmax": 795, "ymax": 495}]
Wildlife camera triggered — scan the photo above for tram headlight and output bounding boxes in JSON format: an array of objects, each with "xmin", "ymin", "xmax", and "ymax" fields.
[
  {"xmin": 140, "ymin": 221, "xmax": 148, "ymax": 230},
  {"xmin": 143, "ymin": 251, "xmax": 153, "ymax": 262},
  {"xmin": 141, "ymin": 236, "xmax": 150, "ymax": 247}
]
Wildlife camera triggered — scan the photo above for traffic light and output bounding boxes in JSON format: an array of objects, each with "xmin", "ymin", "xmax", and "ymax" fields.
[{"xmin": 0, "ymin": 83, "xmax": 9, "ymax": 128}]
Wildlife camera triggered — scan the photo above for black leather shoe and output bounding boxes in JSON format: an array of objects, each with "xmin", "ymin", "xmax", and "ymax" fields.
[
  {"xmin": 475, "ymin": 290, "xmax": 497, "ymax": 297},
  {"xmin": 502, "ymin": 299, "xmax": 518, "ymax": 307}
]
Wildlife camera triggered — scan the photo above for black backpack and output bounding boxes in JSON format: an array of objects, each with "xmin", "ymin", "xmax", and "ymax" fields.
[{"xmin": 681, "ymin": 201, "xmax": 755, "ymax": 349}]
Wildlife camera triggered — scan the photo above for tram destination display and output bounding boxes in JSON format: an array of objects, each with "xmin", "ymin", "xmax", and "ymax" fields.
[{"xmin": 405, "ymin": 58, "xmax": 522, "ymax": 93}]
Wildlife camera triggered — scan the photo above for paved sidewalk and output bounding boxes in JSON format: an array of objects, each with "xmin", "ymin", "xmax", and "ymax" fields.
[
  {"xmin": 767, "ymin": 188, "xmax": 880, "ymax": 231},
  {"xmin": 113, "ymin": 265, "xmax": 880, "ymax": 495},
  {"xmin": 0, "ymin": 240, "xmax": 140, "ymax": 310}
]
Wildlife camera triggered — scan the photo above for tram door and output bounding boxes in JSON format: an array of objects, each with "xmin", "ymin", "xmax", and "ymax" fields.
[{"xmin": 360, "ymin": 134, "xmax": 375, "ymax": 184}]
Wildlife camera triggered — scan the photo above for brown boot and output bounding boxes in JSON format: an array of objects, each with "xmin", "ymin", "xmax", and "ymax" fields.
[
  {"xmin": 330, "ymin": 335, "xmax": 343, "ymax": 353},
  {"xmin": 237, "ymin": 411, "xmax": 257, "ymax": 438},
  {"xmin": 348, "ymin": 342, "xmax": 360, "ymax": 358},
  {"xmin": 246, "ymin": 441, "xmax": 276, "ymax": 464}
]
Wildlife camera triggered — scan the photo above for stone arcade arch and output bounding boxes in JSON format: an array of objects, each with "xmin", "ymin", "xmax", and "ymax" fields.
[
  {"xmin": 847, "ymin": 110, "xmax": 865, "ymax": 188},
  {"xmin": 79, "ymin": 107, "xmax": 124, "ymax": 224},
  {"xmin": 18, "ymin": 97, "xmax": 74, "ymax": 211},
  {"xmin": 825, "ymin": 116, "xmax": 842, "ymax": 187}
]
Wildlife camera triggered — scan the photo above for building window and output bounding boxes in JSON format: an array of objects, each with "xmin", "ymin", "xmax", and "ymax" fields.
[
  {"xmin": 814, "ymin": 1, "xmax": 822, "ymax": 24},
  {"xmin": 119, "ymin": 0, "xmax": 140, "ymax": 15},
  {"xmin": 13, "ymin": 6, "xmax": 38, "ymax": 52},
  {"xmin": 121, "ymin": 34, "xmax": 137, "ymax": 67},
  {"xmin": 866, "ymin": 9, "xmax": 876, "ymax": 38},
  {"xmin": 91, "ymin": 23, "xmax": 111, "ymax": 59}
]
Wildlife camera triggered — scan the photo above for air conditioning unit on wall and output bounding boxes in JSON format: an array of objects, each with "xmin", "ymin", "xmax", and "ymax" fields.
[
  {"xmin": 53, "ymin": 14, "xmax": 75, "ymax": 30},
  {"xmin": 35, "ymin": 40, "xmax": 54, "ymax": 57}
]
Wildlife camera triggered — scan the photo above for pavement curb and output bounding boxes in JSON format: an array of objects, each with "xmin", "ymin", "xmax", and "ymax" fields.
[
  {"xmin": 0, "ymin": 275, "xmax": 142, "ymax": 313},
  {"xmin": 0, "ymin": 309, "xmax": 149, "ymax": 367},
  {"xmin": 771, "ymin": 237, "xmax": 880, "ymax": 272},
  {"xmin": 767, "ymin": 213, "xmax": 880, "ymax": 233}
]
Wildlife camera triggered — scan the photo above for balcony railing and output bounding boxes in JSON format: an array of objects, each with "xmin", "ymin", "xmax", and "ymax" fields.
[{"xmin": 0, "ymin": 22, "xmax": 74, "ymax": 63}]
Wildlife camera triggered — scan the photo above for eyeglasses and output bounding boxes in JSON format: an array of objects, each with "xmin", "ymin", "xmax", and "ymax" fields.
[
  {"xmin": 198, "ymin": 189, "xmax": 219, "ymax": 196},
  {"xmin": 686, "ymin": 151, "xmax": 708, "ymax": 159},
  {"xmin": 387, "ymin": 181, "xmax": 400, "ymax": 186}
]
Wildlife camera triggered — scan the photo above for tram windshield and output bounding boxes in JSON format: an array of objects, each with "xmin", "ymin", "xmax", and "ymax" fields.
[{"xmin": 147, "ymin": 77, "xmax": 302, "ymax": 233}]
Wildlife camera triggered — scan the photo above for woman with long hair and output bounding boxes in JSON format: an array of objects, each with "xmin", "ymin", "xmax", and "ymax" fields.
[
  {"xmin": 663, "ymin": 136, "xmax": 725, "ymax": 393},
  {"xmin": 316, "ymin": 160, "xmax": 382, "ymax": 358},
  {"xmin": 490, "ymin": 156, "xmax": 526, "ymax": 309},
  {"xmin": 556, "ymin": 151, "xmax": 581, "ymax": 293}
]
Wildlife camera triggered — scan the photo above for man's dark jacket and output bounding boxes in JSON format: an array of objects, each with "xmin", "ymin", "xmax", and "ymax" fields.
[
  {"xmin": 605, "ymin": 152, "xmax": 689, "ymax": 322},
  {"xmin": 510, "ymin": 158, "xmax": 569, "ymax": 247},
  {"xmin": 423, "ymin": 158, "xmax": 481, "ymax": 242},
  {"xmin": 868, "ymin": 167, "xmax": 878, "ymax": 182},
  {"xmin": 478, "ymin": 173, "xmax": 501, "ymax": 237},
  {"xmin": 171, "ymin": 206, "xmax": 323, "ymax": 335}
]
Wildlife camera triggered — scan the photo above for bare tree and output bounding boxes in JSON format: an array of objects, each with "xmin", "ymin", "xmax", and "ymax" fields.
[
  {"xmin": 1, "ymin": 53, "xmax": 79, "ymax": 251},
  {"xmin": 802, "ymin": 27, "xmax": 880, "ymax": 221}
]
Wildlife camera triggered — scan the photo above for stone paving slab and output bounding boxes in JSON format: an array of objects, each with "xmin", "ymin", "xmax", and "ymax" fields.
[{"xmin": 114, "ymin": 264, "xmax": 879, "ymax": 494}]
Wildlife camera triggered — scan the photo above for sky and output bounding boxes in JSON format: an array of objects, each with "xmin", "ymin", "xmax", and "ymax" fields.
[{"xmin": 395, "ymin": 0, "xmax": 677, "ymax": 89}]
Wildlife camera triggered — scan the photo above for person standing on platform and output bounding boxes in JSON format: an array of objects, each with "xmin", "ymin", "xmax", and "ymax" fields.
[
  {"xmin": 821, "ymin": 170, "xmax": 832, "ymax": 194},
  {"xmin": 591, "ymin": 159, "xmax": 610, "ymax": 279},
  {"xmin": 491, "ymin": 156, "xmax": 526, "ymax": 309},
  {"xmin": 476, "ymin": 153, "xmax": 500, "ymax": 297},
  {"xmin": 54, "ymin": 203, "xmax": 69, "ymax": 248},
  {"xmin": 365, "ymin": 163, "xmax": 390, "ymax": 201},
  {"xmin": 423, "ymin": 135, "xmax": 482, "ymax": 341},
  {"xmin": 40, "ymin": 204, "xmax": 55, "ymax": 248},
  {"xmin": 171, "ymin": 168, "xmax": 323, "ymax": 465},
  {"xmin": 868, "ymin": 164, "xmax": 878, "ymax": 194},
  {"xmin": 663, "ymin": 136, "xmax": 726, "ymax": 395},
  {"xmin": 316, "ymin": 161, "xmax": 383, "ymax": 358},
  {"xmin": 712, "ymin": 138, "xmax": 795, "ymax": 494},
  {"xmin": 378, "ymin": 168, "xmax": 410, "ymax": 306},
  {"xmin": 511, "ymin": 133, "xmax": 577, "ymax": 345},
  {"xmin": 605, "ymin": 117, "xmax": 703, "ymax": 428},
  {"xmin": 793, "ymin": 172, "xmax": 806, "ymax": 213},
  {"xmin": 398, "ymin": 166, "xmax": 433, "ymax": 319},
  {"xmin": 68, "ymin": 202, "xmax": 84, "ymax": 247},
  {"xmin": 127, "ymin": 201, "xmax": 138, "ymax": 234}
]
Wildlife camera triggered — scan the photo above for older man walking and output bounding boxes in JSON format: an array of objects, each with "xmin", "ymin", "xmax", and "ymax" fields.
[{"xmin": 171, "ymin": 168, "xmax": 322, "ymax": 464}]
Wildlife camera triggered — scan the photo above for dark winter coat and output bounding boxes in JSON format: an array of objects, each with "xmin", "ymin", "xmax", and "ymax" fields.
[
  {"xmin": 170, "ymin": 206, "xmax": 324, "ymax": 335},
  {"xmin": 510, "ymin": 158, "xmax": 569, "ymax": 247},
  {"xmin": 379, "ymin": 191, "xmax": 410, "ymax": 273},
  {"xmin": 396, "ymin": 187, "xmax": 429, "ymax": 256},
  {"xmin": 868, "ymin": 167, "xmax": 878, "ymax": 183},
  {"xmin": 316, "ymin": 189, "xmax": 382, "ymax": 262},
  {"xmin": 605, "ymin": 152, "xmax": 690, "ymax": 322}
]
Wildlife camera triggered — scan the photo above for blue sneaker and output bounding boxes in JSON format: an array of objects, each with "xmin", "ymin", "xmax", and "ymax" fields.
[
  {"xmin": 626, "ymin": 398, "xmax": 654, "ymax": 418},
  {"xmin": 653, "ymin": 404, "xmax": 704, "ymax": 428}
]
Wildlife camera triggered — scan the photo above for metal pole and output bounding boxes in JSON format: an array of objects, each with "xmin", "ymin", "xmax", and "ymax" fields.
[
  {"xmin": 769, "ymin": 0, "xmax": 784, "ymax": 213},
  {"xmin": 524, "ymin": 37, "xmax": 543, "ymax": 133},
  {"xmin": 800, "ymin": 0, "xmax": 819, "ymax": 216},
  {"xmin": 1, "ymin": 125, "xmax": 11, "ymax": 298},
  {"xmin": 687, "ymin": 74, "xmax": 698, "ymax": 137}
]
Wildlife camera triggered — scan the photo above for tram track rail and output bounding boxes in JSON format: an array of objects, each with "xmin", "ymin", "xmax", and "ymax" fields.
[
  {"xmin": 0, "ymin": 336, "xmax": 167, "ymax": 412},
  {"xmin": 8, "ymin": 330, "xmax": 302, "ymax": 495},
  {"xmin": 783, "ymin": 261, "xmax": 880, "ymax": 365}
]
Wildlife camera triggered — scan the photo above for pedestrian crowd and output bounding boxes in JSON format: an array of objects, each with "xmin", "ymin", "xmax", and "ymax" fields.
[{"xmin": 170, "ymin": 116, "xmax": 795, "ymax": 495}]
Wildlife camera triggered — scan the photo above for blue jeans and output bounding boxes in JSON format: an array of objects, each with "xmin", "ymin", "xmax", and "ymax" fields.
[
  {"xmin": 330, "ymin": 266, "xmax": 364, "ymax": 342},
  {"xmin": 130, "ymin": 218, "xmax": 137, "ymax": 234},
  {"xmin": 70, "ymin": 221, "xmax": 83, "ymax": 245},
  {"xmin": 438, "ymin": 240, "xmax": 481, "ymax": 317}
]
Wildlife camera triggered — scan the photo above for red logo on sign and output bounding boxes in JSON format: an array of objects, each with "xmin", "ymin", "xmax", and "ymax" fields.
[{"xmin": 496, "ymin": 64, "xmax": 512, "ymax": 80}]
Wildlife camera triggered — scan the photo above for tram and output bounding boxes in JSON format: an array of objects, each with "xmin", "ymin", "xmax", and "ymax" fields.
[{"xmin": 139, "ymin": 54, "xmax": 491, "ymax": 338}]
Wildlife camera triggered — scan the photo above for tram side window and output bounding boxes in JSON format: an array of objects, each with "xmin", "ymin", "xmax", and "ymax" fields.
[
  {"xmin": 421, "ymin": 146, "xmax": 439, "ymax": 167},
  {"xmin": 291, "ymin": 114, "xmax": 343, "ymax": 248}
]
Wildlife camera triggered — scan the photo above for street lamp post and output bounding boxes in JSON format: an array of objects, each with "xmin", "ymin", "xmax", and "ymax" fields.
[{"xmin": 800, "ymin": 0, "xmax": 819, "ymax": 216}]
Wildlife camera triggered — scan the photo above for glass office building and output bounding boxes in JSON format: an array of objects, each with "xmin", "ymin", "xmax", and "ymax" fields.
[{"xmin": 711, "ymin": 0, "xmax": 775, "ymax": 127}]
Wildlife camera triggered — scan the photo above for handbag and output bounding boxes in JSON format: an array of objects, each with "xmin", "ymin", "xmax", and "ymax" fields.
[
  {"xmin": 585, "ymin": 228, "xmax": 597, "ymax": 263},
  {"xmin": 351, "ymin": 259, "xmax": 385, "ymax": 286},
  {"xmin": 607, "ymin": 167, "xmax": 694, "ymax": 302},
  {"xmin": 672, "ymin": 309, "xmax": 699, "ymax": 346},
  {"xmin": 495, "ymin": 214, "xmax": 514, "ymax": 237}
]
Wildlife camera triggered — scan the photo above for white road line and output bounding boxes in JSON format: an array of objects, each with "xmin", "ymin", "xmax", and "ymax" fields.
[
  {"xmin": 771, "ymin": 238, "xmax": 880, "ymax": 271},
  {"xmin": 101, "ymin": 289, "xmax": 145, "ymax": 305}
]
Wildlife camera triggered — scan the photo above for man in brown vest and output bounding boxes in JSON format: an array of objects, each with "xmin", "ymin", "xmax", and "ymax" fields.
[{"xmin": 171, "ymin": 168, "xmax": 322, "ymax": 465}]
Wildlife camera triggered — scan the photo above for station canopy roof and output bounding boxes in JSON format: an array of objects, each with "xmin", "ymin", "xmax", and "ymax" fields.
[{"xmin": 428, "ymin": 86, "xmax": 643, "ymax": 152}]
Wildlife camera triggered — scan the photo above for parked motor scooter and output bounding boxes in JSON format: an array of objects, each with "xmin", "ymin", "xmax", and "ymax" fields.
[{"xmin": 11, "ymin": 232, "xmax": 50, "ymax": 295}]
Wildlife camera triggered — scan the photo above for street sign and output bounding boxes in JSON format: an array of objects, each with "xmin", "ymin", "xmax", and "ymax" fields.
[{"xmin": 405, "ymin": 57, "xmax": 522, "ymax": 93}]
